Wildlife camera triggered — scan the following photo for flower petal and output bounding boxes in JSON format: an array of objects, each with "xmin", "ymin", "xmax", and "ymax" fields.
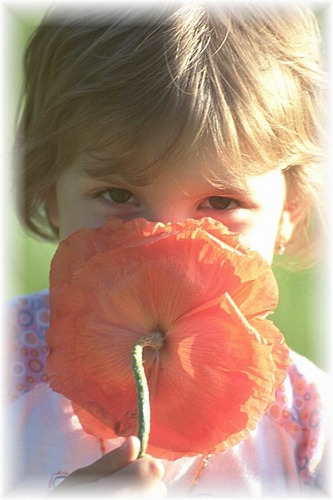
[{"xmin": 46, "ymin": 217, "xmax": 290, "ymax": 459}]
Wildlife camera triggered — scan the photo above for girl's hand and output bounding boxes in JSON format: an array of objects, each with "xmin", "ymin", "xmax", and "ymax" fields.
[{"xmin": 51, "ymin": 436, "xmax": 167, "ymax": 497}]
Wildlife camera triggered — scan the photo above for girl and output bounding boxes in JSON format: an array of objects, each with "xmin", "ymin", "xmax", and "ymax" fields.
[{"xmin": 7, "ymin": 3, "xmax": 329, "ymax": 497}]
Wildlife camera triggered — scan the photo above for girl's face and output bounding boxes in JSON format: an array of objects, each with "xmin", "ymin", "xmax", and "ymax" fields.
[{"xmin": 48, "ymin": 153, "xmax": 295, "ymax": 263}]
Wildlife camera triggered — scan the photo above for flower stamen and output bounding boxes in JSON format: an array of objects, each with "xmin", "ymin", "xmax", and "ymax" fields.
[{"xmin": 138, "ymin": 331, "xmax": 165, "ymax": 350}]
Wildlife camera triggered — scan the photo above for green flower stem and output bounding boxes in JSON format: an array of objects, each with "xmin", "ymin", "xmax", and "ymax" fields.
[
  {"xmin": 132, "ymin": 343, "xmax": 151, "ymax": 458},
  {"xmin": 132, "ymin": 331, "xmax": 165, "ymax": 458}
]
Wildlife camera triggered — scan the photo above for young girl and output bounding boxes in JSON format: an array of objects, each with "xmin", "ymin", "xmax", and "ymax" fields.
[{"xmin": 7, "ymin": 3, "xmax": 329, "ymax": 497}]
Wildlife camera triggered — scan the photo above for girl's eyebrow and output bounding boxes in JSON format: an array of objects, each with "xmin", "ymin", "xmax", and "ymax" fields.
[
  {"xmin": 77, "ymin": 156, "xmax": 161, "ymax": 186},
  {"xmin": 76, "ymin": 156, "xmax": 251, "ymax": 194},
  {"xmin": 78, "ymin": 159, "xmax": 127, "ymax": 177},
  {"xmin": 81, "ymin": 170, "xmax": 251, "ymax": 198}
]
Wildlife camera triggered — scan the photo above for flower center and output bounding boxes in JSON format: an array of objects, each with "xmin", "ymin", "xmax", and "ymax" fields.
[{"xmin": 138, "ymin": 331, "xmax": 165, "ymax": 350}]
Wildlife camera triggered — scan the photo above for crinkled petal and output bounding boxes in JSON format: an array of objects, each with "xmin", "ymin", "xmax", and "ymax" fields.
[{"xmin": 46, "ymin": 217, "xmax": 290, "ymax": 460}]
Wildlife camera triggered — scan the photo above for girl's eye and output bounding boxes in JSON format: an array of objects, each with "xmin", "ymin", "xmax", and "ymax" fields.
[
  {"xmin": 207, "ymin": 196, "xmax": 235, "ymax": 210},
  {"xmin": 103, "ymin": 188, "xmax": 133, "ymax": 203}
]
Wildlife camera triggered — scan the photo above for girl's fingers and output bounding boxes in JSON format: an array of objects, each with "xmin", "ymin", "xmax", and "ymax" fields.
[
  {"xmin": 51, "ymin": 436, "xmax": 166, "ymax": 497},
  {"xmin": 53, "ymin": 436, "xmax": 141, "ymax": 489}
]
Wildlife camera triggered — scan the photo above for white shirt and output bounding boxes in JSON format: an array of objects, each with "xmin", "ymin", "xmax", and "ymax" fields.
[{"xmin": 5, "ymin": 292, "xmax": 330, "ymax": 497}]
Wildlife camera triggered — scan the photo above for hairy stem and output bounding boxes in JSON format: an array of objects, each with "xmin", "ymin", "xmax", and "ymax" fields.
[
  {"xmin": 132, "ymin": 343, "xmax": 150, "ymax": 457},
  {"xmin": 131, "ymin": 331, "xmax": 164, "ymax": 457}
]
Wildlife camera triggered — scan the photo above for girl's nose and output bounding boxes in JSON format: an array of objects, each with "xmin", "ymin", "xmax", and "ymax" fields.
[
  {"xmin": 131, "ymin": 171, "xmax": 200, "ymax": 224},
  {"xmin": 143, "ymin": 205, "xmax": 194, "ymax": 225}
]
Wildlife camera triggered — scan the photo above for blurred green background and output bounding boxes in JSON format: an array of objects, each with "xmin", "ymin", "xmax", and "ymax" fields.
[{"xmin": 5, "ymin": 4, "xmax": 329, "ymax": 371}]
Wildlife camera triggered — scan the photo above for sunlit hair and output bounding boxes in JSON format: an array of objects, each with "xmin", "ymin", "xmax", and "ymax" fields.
[{"xmin": 15, "ymin": 4, "xmax": 327, "ymax": 264}]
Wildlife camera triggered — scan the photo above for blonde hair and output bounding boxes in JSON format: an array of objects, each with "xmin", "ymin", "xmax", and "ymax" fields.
[{"xmin": 15, "ymin": 4, "xmax": 327, "ymax": 263}]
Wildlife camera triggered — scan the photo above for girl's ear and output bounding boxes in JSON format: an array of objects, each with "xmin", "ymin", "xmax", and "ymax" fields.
[
  {"xmin": 276, "ymin": 201, "xmax": 304, "ymax": 252},
  {"xmin": 45, "ymin": 186, "xmax": 59, "ymax": 229}
]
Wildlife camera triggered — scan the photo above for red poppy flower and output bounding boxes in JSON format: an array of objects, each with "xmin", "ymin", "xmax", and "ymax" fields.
[{"xmin": 46, "ymin": 217, "xmax": 290, "ymax": 460}]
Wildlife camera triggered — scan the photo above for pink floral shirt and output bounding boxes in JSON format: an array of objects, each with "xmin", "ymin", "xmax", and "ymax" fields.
[{"xmin": 5, "ymin": 291, "xmax": 330, "ymax": 496}]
